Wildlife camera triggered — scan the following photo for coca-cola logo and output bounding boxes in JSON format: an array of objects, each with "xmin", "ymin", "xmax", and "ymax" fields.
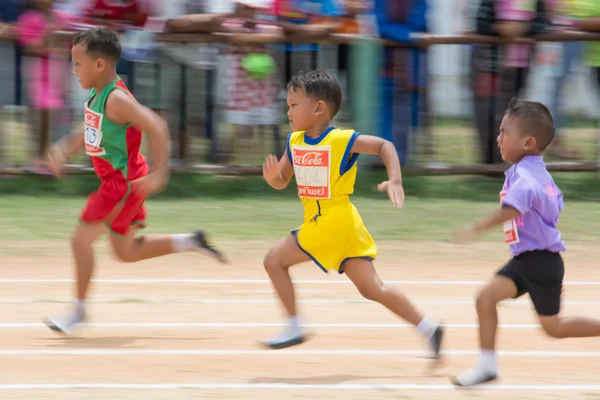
[
  {"xmin": 85, "ymin": 112, "xmax": 100, "ymax": 129},
  {"xmin": 294, "ymin": 151, "xmax": 326, "ymax": 166}
]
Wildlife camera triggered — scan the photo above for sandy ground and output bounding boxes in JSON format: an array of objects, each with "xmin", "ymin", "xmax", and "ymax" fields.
[{"xmin": 1, "ymin": 240, "xmax": 600, "ymax": 399}]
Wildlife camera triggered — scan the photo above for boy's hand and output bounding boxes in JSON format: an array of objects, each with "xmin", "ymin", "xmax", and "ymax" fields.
[
  {"xmin": 262, "ymin": 154, "xmax": 283, "ymax": 183},
  {"xmin": 46, "ymin": 143, "xmax": 67, "ymax": 178},
  {"xmin": 131, "ymin": 169, "xmax": 169, "ymax": 197},
  {"xmin": 451, "ymin": 224, "xmax": 479, "ymax": 244},
  {"xmin": 378, "ymin": 180, "xmax": 404, "ymax": 208}
]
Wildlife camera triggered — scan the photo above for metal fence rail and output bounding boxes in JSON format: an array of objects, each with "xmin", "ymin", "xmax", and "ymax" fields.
[{"xmin": 0, "ymin": 29, "xmax": 598, "ymax": 175}]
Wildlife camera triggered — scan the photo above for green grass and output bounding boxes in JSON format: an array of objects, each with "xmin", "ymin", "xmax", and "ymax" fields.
[
  {"xmin": 3, "ymin": 114, "xmax": 600, "ymax": 167},
  {"xmin": 4, "ymin": 170, "xmax": 600, "ymax": 201},
  {"xmin": 1, "ymin": 195, "xmax": 600, "ymax": 242}
]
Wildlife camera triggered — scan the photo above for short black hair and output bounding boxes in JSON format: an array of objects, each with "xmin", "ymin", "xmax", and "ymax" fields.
[
  {"xmin": 287, "ymin": 69, "xmax": 343, "ymax": 118},
  {"xmin": 73, "ymin": 26, "xmax": 121, "ymax": 63},
  {"xmin": 505, "ymin": 97, "xmax": 555, "ymax": 151}
]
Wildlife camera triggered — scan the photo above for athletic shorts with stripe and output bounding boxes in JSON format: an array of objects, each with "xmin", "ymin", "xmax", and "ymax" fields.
[{"xmin": 79, "ymin": 179, "xmax": 147, "ymax": 236}]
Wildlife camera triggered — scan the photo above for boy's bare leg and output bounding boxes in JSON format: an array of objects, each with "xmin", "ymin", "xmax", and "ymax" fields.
[
  {"xmin": 538, "ymin": 313, "xmax": 600, "ymax": 338},
  {"xmin": 44, "ymin": 224, "xmax": 228, "ymax": 335},
  {"xmin": 262, "ymin": 233, "xmax": 310, "ymax": 349},
  {"xmin": 109, "ymin": 227, "xmax": 227, "ymax": 264},
  {"xmin": 452, "ymin": 275, "xmax": 518, "ymax": 387},
  {"xmin": 343, "ymin": 258, "xmax": 444, "ymax": 359},
  {"xmin": 44, "ymin": 222, "xmax": 106, "ymax": 334}
]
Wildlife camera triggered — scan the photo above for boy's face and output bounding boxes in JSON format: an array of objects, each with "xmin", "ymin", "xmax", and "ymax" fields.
[
  {"xmin": 71, "ymin": 44, "xmax": 107, "ymax": 90},
  {"xmin": 497, "ymin": 114, "xmax": 536, "ymax": 163},
  {"xmin": 286, "ymin": 87, "xmax": 323, "ymax": 132}
]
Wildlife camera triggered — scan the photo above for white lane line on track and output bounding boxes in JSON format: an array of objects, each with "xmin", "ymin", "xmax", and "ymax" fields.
[
  {"xmin": 0, "ymin": 278, "xmax": 599, "ymax": 285},
  {"xmin": 0, "ymin": 383, "xmax": 597, "ymax": 390},
  {"xmin": 0, "ymin": 349, "xmax": 598, "ymax": 357},
  {"xmin": 0, "ymin": 322, "xmax": 560, "ymax": 328},
  {"xmin": 1, "ymin": 297, "xmax": 600, "ymax": 305}
]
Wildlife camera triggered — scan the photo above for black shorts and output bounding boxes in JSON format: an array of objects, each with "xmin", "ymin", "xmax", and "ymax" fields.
[{"xmin": 497, "ymin": 250, "xmax": 564, "ymax": 316}]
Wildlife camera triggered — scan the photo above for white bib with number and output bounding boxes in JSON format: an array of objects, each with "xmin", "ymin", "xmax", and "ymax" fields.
[
  {"xmin": 84, "ymin": 106, "xmax": 106, "ymax": 157},
  {"xmin": 292, "ymin": 145, "xmax": 331, "ymax": 199}
]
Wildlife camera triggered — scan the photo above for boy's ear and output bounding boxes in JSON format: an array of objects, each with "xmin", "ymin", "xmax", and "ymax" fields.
[
  {"xmin": 315, "ymin": 100, "xmax": 327, "ymax": 116},
  {"xmin": 96, "ymin": 58, "xmax": 106, "ymax": 71},
  {"xmin": 524, "ymin": 135, "xmax": 537, "ymax": 151}
]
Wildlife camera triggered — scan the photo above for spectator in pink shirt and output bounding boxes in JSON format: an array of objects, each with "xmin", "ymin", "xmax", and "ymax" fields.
[
  {"xmin": 471, "ymin": 0, "xmax": 551, "ymax": 165},
  {"xmin": 15, "ymin": 0, "xmax": 72, "ymax": 172},
  {"xmin": 219, "ymin": 0, "xmax": 283, "ymax": 164},
  {"xmin": 545, "ymin": 0, "xmax": 581, "ymax": 159}
]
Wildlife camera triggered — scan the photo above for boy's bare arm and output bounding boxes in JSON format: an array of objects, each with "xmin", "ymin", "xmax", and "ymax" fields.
[
  {"xmin": 105, "ymin": 90, "xmax": 171, "ymax": 195},
  {"xmin": 105, "ymin": 90, "xmax": 170, "ymax": 175},
  {"xmin": 473, "ymin": 206, "xmax": 521, "ymax": 234},
  {"xmin": 58, "ymin": 123, "xmax": 86, "ymax": 156},
  {"xmin": 263, "ymin": 151, "xmax": 294, "ymax": 190},
  {"xmin": 452, "ymin": 206, "xmax": 521, "ymax": 244},
  {"xmin": 351, "ymin": 134, "xmax": 402, "ymax": 183},
  {"xmin": 351, "ymin": 134, "xmax": 404, "ymax": 208},
  {"xmin": 46, "ymin": 123, "xmax": 85, "ymax": 176}
]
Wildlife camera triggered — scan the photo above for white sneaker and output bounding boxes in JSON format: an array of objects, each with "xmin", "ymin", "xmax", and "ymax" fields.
[
  {"xmin": 261, "ymin": 317, "xmax": 306, "ymax": 350},
  {"xmin": 43, "ymin": 310, "xmax": 85, "ymax": 335},
  {"xmin": 451, "ymin": 367, "xmax": 497, "ymax": 387}
]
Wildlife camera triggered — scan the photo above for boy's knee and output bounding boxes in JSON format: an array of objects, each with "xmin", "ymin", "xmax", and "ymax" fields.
[
  {"xmin": 71, "ymin": 222, "xmax": 106, "ymax": 252},
  {"xmin": 70, "ymin": 233, "xmax": 91, "ymax": 251},
  {"xmin": 263, "ymin": 249, "xmax": 279, "ymax": 271},
  {"xmin": 110, "ymin": 238, "xmax": 138, "ymax": 263},
  {"xmin": 356, "ymin": 282, "xmax": 383, "ymax": 302},
  {"xmin": 542, "ymin": 324, "xmax": 562, "ymax": 338},
  {"xmin": 107, "ymin": 233, "xmax": 146, "ymax": 263},
  {"xmin": 475, "ymin": 289, "xmax": 497, "ymax": 311},
  {"xmin": 113, "ymin": 247, "xmax": 137, "ymax": 263},
  {"xmin": 539, "ymin": 317, "xmax": 562, "ymax": 338}
]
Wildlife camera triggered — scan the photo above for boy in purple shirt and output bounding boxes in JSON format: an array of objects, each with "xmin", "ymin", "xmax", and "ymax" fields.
[{"xmin": 451, "ymin": 98, "xmax": 600, "ymax": 387}]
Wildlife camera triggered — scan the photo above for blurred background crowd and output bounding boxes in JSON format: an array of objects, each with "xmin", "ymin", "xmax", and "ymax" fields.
[{"xmin": 0, "ymin": 0, "xmax": 599, "ymax": 174}]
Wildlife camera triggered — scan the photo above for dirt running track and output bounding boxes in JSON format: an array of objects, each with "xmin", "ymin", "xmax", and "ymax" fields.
[{"xmin": 2, "ymin": 240, "xmax": 600, "ymax": 400}]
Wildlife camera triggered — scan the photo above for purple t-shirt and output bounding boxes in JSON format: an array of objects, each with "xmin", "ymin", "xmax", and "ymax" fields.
[{"xmin": 500, "ymin": 155, "xmax": 566, "ymax": 256}]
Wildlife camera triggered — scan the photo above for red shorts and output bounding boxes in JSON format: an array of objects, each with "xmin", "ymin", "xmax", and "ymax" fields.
[{"xmin": 80, "ymin": 179, "xmax": 147, "ymax": 236}]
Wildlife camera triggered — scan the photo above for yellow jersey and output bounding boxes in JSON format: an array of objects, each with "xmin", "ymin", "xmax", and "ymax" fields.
[{"xmin": 286, "ymin": 127, "xmax": 377, "ymax": 273}]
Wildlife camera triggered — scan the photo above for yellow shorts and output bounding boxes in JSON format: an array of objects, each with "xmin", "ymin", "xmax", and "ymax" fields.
[{"xmin": 292, "ymin": 198, "xmax": 377, "ymax": 274}]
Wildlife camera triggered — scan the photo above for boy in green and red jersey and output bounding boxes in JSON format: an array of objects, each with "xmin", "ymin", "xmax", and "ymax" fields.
[{"xmin": 44, "ymin": 26, "xmax": 227, "ymax": 335}]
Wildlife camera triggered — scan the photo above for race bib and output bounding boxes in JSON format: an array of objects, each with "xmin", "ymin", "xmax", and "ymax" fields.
[
  {"xmin": 292, "ymin": 145, "xmax": 331, "ymax": 199},
  {"xmin": 500, "ymin": 191, "xmax": 520, "ymax": 245},
  {"xmin": 84, "ymin": 107, "xmax": 106, "ymax": 157}
]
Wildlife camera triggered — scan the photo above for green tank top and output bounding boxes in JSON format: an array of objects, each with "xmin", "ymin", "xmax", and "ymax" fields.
[{"xmin": 84, "ymin": 77, "xmax": 147, "ymax": 181}]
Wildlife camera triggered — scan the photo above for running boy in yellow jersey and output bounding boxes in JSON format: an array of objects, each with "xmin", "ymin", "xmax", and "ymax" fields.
[{"xmin": 261, "ymin": 69, "xmax": 444, "ymax": 356}]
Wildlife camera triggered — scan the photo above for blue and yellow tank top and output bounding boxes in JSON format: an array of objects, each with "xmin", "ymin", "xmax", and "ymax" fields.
[{"xmin": 286, "ymin": 127, "xmax": 360, "ymax": 216}]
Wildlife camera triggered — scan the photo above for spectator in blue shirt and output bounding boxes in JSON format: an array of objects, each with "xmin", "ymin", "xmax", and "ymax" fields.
[
  {"xmin": 0, "ymin": 0, "xmax": 26, "ymax": 106},
  {"xmin": 374, "ymin": 0, "xmax": 431, "ymax": 166},
  {"xmin": 272, "ymin": 0, "xmax": 338, "ymax": 84}
]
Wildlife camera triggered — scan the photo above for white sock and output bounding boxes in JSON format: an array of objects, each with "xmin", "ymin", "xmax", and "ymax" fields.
[
  {"xmin": 416, "ymin": 316, "xmax": 438, "ymax": 339},
  {"xmin": 172, "ymin": 234, "xmax": 196, "ymax": 253},
  {"xmin": 265, "ymin": 315, "xmax": 302, "ymax": 345},
  {"xmin": 74, "ymin": 299, "xmax": 85, "ymax": 317},
  {"xmin": 288, "ymin": 315, "xmax": 300, "ymax": 333},
  {"xmin": 453, "ymin": 350, "xmax": 498, "ymax": 387},
  {"xmin": 479, "ymin": 349, "xmax": 497, "ymax": 373}
]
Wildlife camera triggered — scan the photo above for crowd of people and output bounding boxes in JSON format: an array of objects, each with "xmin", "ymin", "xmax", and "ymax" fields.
[{"xmin": 0, "ymin": 0, "xmax": 598, "ymax": 170}]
